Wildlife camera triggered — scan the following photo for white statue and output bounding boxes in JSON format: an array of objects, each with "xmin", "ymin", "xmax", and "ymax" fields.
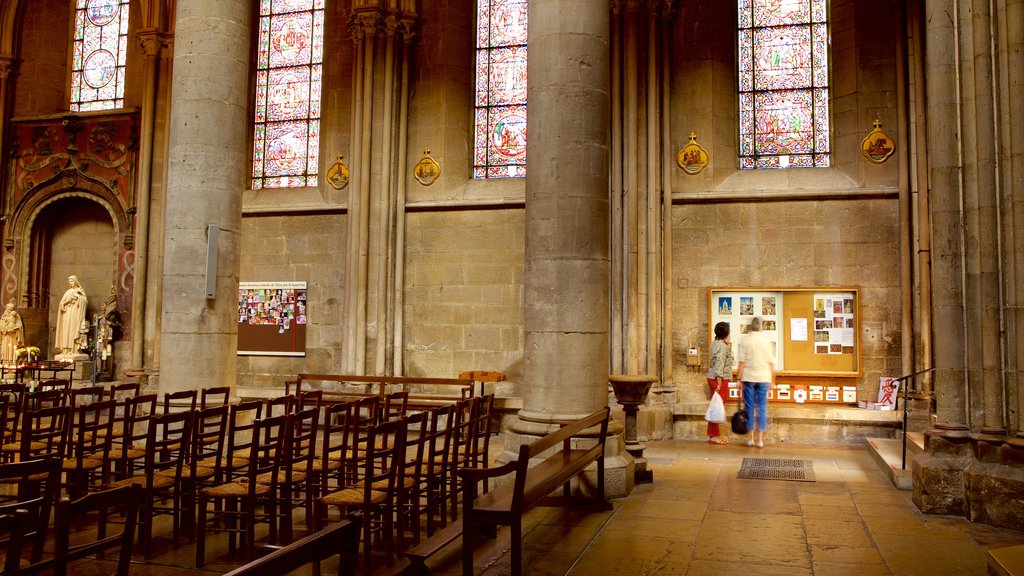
[
  {"xmin": 0, "ymin": 302, "xmax": 23, "ymax": 364},
  {"xmin": 55, "ymin": 275, "xmax": 88, "ymax": 357}
]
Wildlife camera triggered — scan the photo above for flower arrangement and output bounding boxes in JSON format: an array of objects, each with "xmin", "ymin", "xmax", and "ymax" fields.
[{"xmin": 15, "ymin": 346, "xmax": 40, "ymax": 362}]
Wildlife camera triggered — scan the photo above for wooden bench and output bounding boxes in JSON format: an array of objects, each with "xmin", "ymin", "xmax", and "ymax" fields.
[
  {"xmin": 291, "ymin": 373, "xmax": 475, "ymax": 410},
  {"xmin": 403, "ymin": 406, "xmax": 612, "ymax": 576},
  {"xmin": 221, "ymin": 515, "xmax": 362, "ymax": 576}
]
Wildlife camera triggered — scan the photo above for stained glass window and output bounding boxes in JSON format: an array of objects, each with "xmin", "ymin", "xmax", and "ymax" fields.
[
  {"xmin": 738, "ymin": 0, "xmax": 830, "ymax": 169},
  {"xmin": 252, "ymin": 0, "xmax": 324, "ymax": 189},
  {"xmin": 474, "ymin": 0, "xmax": 528, "ymax": 178},
  {"xmin": 70, "ymin": 0, "xmax": 129, "ymax": 111}
]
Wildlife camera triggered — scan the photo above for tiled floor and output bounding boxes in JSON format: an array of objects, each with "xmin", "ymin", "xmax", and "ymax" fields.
[{"xmin": 68, "ymin": 439, "xmax": 1024, "ymax": 575}]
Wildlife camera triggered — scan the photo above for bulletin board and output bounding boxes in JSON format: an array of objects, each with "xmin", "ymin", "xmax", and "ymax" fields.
[
  {"xmin": 237, "ymin": 282, "xmax": 308, "ymax": 356},
  {"xmin": 708, "ymin": 287, "xmax": 860, "ymax": 375},
  {"xmin": 708, "ymin": 287, "xmax": 861, "ymax": 405}
]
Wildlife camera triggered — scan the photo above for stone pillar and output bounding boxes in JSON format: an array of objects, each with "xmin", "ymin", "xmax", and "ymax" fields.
[
  {"xmin": 509, "ymin": 0, "xmax": 631, "ymax": 496},
  {"xmin": 913, "ymin": 0, "xmax": 972, "ymax": 516},
  {"xmin": 159, "ymin": 0, "xmax": 250, "ymax": 395},
  {"xmin": 519, "ymin": 0, "xmax": 611, "ymax": 422}
]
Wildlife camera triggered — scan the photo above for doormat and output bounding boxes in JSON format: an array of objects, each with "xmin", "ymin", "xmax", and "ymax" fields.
[{"xmin": 736, "ymin": 457, "xmax": 815, "ymax": 482}]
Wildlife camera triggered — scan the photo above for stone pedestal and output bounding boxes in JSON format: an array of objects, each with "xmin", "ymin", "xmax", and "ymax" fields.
[
  {"xmin": 912, "ymin": 427, "xmax": 973, "ymax": 515},
  {"xmin": 609, "ymin": 374, "xmax": 658, "ymax": 484}
]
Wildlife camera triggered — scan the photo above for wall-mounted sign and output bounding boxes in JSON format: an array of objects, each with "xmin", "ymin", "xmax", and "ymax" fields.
[
  {"xmin": 860, "ymin": 119, "xmax": 895, "ymax": 164},
  {"xmin": 326, "ymin": 153, "xmax": 350, "ymax": 190},
  {"xmin": 677, "ymin": 132, "xmax": 710, "ymax": 175},
  {"xmin": 238, "ymin": 281, "xmax": 307, "ymax": 356},
  {"xmin": 414, "ymin": 148, "xmax": 441, "ymax": 186}
]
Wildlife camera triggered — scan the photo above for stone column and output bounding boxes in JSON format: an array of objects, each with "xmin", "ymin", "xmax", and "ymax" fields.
[
  {"xmin": 510, "ymin": 0, "xmax": 631, "ymax": 496},
  {"xmin": 913, "ymin": 0, "xmax": 972, "ymax": 516},
  {"xmin": 519, "ymin": 0, "xmax": 610, "ymax": 423},
  {"xmin": 159, "ymin": 0, "xmax": 250, "ymax": 395}
]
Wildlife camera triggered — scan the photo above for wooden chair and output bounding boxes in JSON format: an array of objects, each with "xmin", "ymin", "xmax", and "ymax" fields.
[
  {"xmin": 0, "ymin": 508, "xmax": 31, "ymax": 573},
  {"xmin": 311, "ymin": 401, "xmax": 354, "ymax": 502},
  {"xmin": 422, "ymin": 402, "xmax": 458, "ymax": 533},
  {"xmin": 265, "ymin": 394, "xmax": 295, "ymax": 418},
  {"xmin": 69, "ymin": 385, "xmax": 105, "ymax": 410},
  {"xmin": 316, "ymin": 417, "xmax": 407, "ymax": 576},
  {"xmin": 107, "ymin": 393, "xmax": 157, "ymax": 480},
  {"xmin": 445, "ymin": 396, "xmax": 481, "ymax": 522},
  {"xmin": 0, "ymin": 383, "xmax": 26, "ymax": 448},
  {"xmin": 26, "ymin": 387, "xmax": 68, "ymax": 411},
  {"xmin": 200, "ymin": 386, "xmax": 230, "ymax": 409},
  {"xmin": 109, "ymin": 409, "xmax": 193, "ymax": 558},
  {"xmin": 37, "ymin": 379, "xmax": 71, "ymax": 394},
  {"xmin": 381, "ymin": 390, "xmax": 409, "ymax": 424},
  {"xmin": 196, "ymin": 414, "xmax": 286, "ymax": 567},
  {"xmin": 223, "ymin": 400, "xmax": 265, "ymax": 483},
  {"xmin": 104, "ymin": 382, "xmax": 141, "ymax": 402},
  {"xmin": 340, "ymin": 396, "xmax": 379, "ymax": 486},
  {"xmin": 180, "ymin": 404, "xmax": 229, "ymax": 542},
  {"xmin": 50, "ymin": 483, "xmax": 142, "ymax": 576},
  {"xmin": 266, "ymin": 407, "xmax": 318, "ymax": 543},
  {"xmin": 9, "ymin": 405, "xmax": 71, "ymax": 467},
  {"xmin": 385, "ymin": 409, "xmax": 429, "ymax": 547},
  {"xmin": 162, "ymin": 389, "xmax": 198, "ymax": 415},
  {"xmin": 61, "ymin": 398, "xmax": 117, "ymax": 498},
  {"xmin": 0, "ymin": 458, "xmax": 62, "ymax": 564}
]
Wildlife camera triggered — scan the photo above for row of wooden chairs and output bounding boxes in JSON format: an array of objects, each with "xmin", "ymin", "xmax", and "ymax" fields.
[{"xmin": 0, "ymin": 457, "xmax": 140, "ymax": 576}]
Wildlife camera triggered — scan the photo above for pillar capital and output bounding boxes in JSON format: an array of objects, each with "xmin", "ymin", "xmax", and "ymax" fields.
[
  {"xmin": 0, "ymin": 56, "xmax": 16, "ymax": 80},
  {"xmin": 136, "ymin": 28, "xmax": 168, "ymax": 60},
  {"xmin": 350, "ymin": 9, "xmax": 383, "ymax": 42}
]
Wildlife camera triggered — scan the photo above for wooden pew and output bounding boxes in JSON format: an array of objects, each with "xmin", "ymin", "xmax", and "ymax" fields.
[
  {"xmin": 222, "ymin": 515, "xmax": 362, "ymax": 576},
  {"xmin": 403, "ymin": 406, "xmax": 612, "ymax": 575},
  {"xmin": 291, "ymin": 373, "xmax": 474, "ymax": 410}
]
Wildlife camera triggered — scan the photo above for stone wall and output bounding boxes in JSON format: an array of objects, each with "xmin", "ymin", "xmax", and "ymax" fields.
[
  {"xmin": 237, "ymin": 213, "xmax": 346, "ymax": 390},
  {"xmin": 669, "ymin": 198, "xmax": 903, "ymax": 439}
]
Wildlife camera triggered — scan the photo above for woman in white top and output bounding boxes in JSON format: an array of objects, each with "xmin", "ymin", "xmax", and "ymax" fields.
[{"xmin": 736, "ymin": 317, "xmax": 775, "ymax": 448}]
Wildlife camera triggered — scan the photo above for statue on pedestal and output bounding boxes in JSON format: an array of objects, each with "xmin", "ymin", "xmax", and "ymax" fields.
[
  {"xmin": 55, "ymin": 275, "xmax": 88, "ymax": 360},
  {"xmin": 0, "ymin": 302, "xmax": 24, "ymax": 365}
]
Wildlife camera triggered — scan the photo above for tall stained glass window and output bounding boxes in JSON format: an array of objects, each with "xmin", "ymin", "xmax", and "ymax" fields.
[
  {"xmin": 738, "ymin": 0, "xmax": 830, "ymax": 169},
  {"xmin": 70, "ymin": 0, "xmax": 129, "ymax": 111},
  {"xmin": 252, "ymin": 0, "xmax": 324, "ymax": 189},
  {"xmin": 474, "ymin": 0, "xmax": 527, "ymax": 178}
]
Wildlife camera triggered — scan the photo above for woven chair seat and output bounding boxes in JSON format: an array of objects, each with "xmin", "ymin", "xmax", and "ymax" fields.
[
  {"xmin": 160, "ymin": 466, "xmax": 214, "ymax": 480},
  {"xmin": 311, "ymin": 459, "xmax": 342, "ymax": 473},
  {"xmin": 110, "ymin": 474, "xmax": 174, "ymax": 490},
  {"xmin": 204, "ymin": 481, "xmax": 271, "ymax": 498},
  {"xmin": 61, "ymin": 457, "xmax": 104, "ymax": 472},
  {"xmin": 256, "ymin": 470, "xmax": 307, "ymax": 485},
  {"xmin": 322, "ymin": 488, "xmax": 386, "ymax": 506},
  {"xmin": 197, "ymin": 457, "xmax": 220, "ymax": 469}
]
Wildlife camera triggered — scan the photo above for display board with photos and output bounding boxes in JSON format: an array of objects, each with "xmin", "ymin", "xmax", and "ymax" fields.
[
  {"xmin": 708, "ymin": 287, "xmax": 861, "ymax": 405},
  {"xmin": 237, "ymin": 281, "xmax": 308, "ymax": 356}
]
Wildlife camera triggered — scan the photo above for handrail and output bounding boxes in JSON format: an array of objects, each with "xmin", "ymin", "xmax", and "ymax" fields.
[{"xmin": 893, "ymin": 367, "xmax": 935, "ymax": 470}]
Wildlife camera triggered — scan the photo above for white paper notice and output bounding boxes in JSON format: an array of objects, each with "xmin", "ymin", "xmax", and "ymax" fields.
[{"xmin": 790, "ymin": 318, "xmax": 808, "ymax": 341}]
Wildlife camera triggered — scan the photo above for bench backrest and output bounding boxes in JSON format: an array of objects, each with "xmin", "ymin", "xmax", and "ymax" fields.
[
  {"xmin": 222, "ymin": 516, "xmax": 362, "ymax": 576},
  {"xmin": 512, "ymin": 406, "xmax": 611, "ymax": 506}
]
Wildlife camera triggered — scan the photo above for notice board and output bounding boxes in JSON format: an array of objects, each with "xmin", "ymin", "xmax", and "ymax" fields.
[
  {"xmin": 238, "ymin": 281, "xmax": 307, "ymax": 356},
  {"xmin": 709, "ymin": 287, "xmax": 861, "ymax": 404}
]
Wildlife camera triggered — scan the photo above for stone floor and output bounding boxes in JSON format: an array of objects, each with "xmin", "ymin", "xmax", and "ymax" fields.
[{"xmin": 63, "ymin": 438, "xmax": 1024, "ymax": 576}]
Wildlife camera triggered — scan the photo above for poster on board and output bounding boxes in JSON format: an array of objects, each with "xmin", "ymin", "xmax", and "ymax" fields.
[{"xmin": 238, "ymin": 281, "xmax": 307, "ymax": 356}]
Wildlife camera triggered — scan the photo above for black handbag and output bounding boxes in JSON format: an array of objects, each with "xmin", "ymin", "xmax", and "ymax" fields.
[{"xmin": 731, "ymin": 403, "xmax": 749, "ymax": 435}]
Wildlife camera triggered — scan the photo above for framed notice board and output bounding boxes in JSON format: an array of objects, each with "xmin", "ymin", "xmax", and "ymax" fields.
[
  {"xmin": 238, "ymin": 281, "xmax": 307, "ymax": 356},
  {"xmin": 708, "ymin": 287, "xmax": 861, "ymax": 404}
]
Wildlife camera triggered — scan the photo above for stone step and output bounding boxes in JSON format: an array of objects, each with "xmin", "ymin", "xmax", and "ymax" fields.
[
  {"xmin": 865, "ymin": 437, "xmax": 915, "ymax": 490},
  {"xmin": 989, "ymin": 544, "xmax": 1024, "ymax": 576}
]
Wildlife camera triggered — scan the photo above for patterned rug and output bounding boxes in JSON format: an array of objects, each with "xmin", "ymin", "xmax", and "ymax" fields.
[{"xmin": 736, "ymin": 457, "xmax": 816, "ymax": 482}]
